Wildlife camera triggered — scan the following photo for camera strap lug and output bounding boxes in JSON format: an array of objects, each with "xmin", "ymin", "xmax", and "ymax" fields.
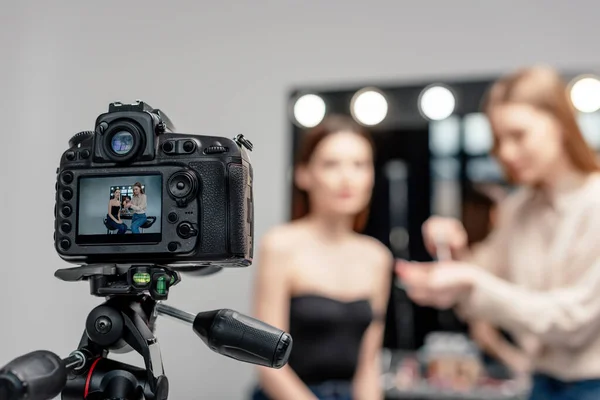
[{"xmin": 234, "ymin": 134, "xmax": 253, "ymax": 151}]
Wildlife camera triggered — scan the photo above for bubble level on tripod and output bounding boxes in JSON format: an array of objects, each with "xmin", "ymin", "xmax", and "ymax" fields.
[
  {"xmin": 133, "ymin": 272, "xmax": 151, "ymax": 287},
  {"xmin": 156, "ymin": 276, "xmax": 167, "ymax": 295}
]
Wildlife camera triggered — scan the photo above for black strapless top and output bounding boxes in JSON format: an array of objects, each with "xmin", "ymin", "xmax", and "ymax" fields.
[
  {"xmin": 287, "ymin": 294, "xmax": 374, "ymax": 385},
  {"xmin": 110, "ymin": 205, "xmax": 120, "ymax": 219}
]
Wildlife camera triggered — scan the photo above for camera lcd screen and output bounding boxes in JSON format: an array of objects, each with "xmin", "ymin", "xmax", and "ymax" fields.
[{"xmin": 76, "ymin": 174, "xmax": 162, "ymax": 244}]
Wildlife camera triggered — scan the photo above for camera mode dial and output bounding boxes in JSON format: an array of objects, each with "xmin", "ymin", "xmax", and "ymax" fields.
[
  {"xmin": 68, "ymin": 131, "xmax": 95, "ymax": 148},
  {"xmin": 167, "ymin": 170, "xmax": 199, "ymax": 206}
]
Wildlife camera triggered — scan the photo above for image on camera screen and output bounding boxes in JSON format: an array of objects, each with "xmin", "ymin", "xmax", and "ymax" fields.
[{"xmin": 76, "ymin": 174, "xmax": 162, "ymax": 244}]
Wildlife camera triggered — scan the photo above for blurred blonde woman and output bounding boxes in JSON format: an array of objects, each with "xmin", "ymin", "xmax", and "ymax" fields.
[{"xmin": 398, "ymin": 66, "xmax": 600, "ymax": 400}]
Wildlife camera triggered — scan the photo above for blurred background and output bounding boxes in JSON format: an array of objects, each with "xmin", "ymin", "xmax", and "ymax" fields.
[{"xmin": 1, "ymin": 0, "xmax": 599, "ymax": 399}]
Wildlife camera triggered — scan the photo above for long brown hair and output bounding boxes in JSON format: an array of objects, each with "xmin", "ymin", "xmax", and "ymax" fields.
[
  {"xmin": 482, "ymin": 65, "xmax": 599, "ymax": 182},
  {"xmin": 133, "ymin": 182, "xmax": 145, "ymax": 194},
  {"xmin": 291, "ymin": 115, "xmax": 375, "ymax": 232}
]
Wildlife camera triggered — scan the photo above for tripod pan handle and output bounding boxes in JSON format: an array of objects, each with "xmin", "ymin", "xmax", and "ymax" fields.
[
  {"xmin": 193, "ymin": 309, "xmax": 292, "ymax": 369},
  {"xmin": 0, "ymin": 350, "xmax": 66, "ymax": 400}
]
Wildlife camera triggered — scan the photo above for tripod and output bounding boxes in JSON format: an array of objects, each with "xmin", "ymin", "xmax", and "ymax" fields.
[{"xmin": 0, "ymin": 264, "xmax": 292, "ymax": 400}]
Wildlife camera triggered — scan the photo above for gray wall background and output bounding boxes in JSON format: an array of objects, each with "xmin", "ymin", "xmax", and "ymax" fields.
[
  {"xmin": 1, "ymin": 1, "xmax": 598, "ymax": 398},
  {"xmin": 79, "ymin": 176, "xmax": 162, "ymax": 235}
]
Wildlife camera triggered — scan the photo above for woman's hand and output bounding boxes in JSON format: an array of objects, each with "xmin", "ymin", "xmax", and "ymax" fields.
[
  {"xmin": 395, "ymin": 260, "xmax": 476, "ymax": 309},
  {"xmin": 422, "ymin": 217, "xmax": 468, "ymax": 259},
  {"xmin": 503, "ymin": 348, "xmax": 532, "ymax": 376}
]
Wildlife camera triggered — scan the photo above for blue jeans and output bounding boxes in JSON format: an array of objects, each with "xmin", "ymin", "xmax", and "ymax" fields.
[
  {"xmin": 131, "ymin": 213, "xmax": 147, "ymax": 234},
  {"xmin": 106, "ymin": 216, "xmax": 127, "ymax": 234},
  {"xmin": 251, "ymin": 381, "xmax": 352, "ymax": 400},
  {"xmin": 529, "ymin": 374, "xmax": 600, "ymax": 400}
]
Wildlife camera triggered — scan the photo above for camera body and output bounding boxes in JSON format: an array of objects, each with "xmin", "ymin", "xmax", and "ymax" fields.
[{"xmin": 54, "ymin": 101, "xmax": 254, "ymax": 269}]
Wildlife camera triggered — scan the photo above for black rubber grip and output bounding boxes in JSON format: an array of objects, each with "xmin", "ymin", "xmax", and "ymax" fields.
[
  {"xmin": 0, "ymin": 350, "xmax": 66, "ymax": 400},
  {"xmin": 193, "ymin": 309, "xmax": 292, "ymax": 369}
]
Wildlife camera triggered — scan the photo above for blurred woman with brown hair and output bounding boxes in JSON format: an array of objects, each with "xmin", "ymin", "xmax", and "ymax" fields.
[
  {"xmin": 122, "ymin": 182, "xmax": 147, "ymax": 234},
  {"xmin": 397, "ymin": 66, "xmax": 600, "ymax": 399},
  {"xmin": 251, "ymin": 115, "xmax": 393, "ymax": 400}
]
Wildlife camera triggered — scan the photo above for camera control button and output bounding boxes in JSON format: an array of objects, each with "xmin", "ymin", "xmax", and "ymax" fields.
[
  {"xmin": 168, "ymin": 171, "xmax": 198, "ymax": 202},
  {"xmin": 168, "ymin": 242, "xmax": 179, "ymax": 252},
  {"xmin": 59, "ymin": 238, "xmax": 71, "ymax": 251},
  {"xmin": 162, "ymin": 141, "xmax": 175, "ymax": 154},
  {"xmin": 60, "ymin": 221, "xmax": 72, "ymax": 234},
  {"xmin": 167, "ymin": 212, "xmax": 178, "ymax": 223},
  {"xmin": 183, "ymin": 140, "xmax": 196, "ymax": 153},
  {"xmin": 61, "ymin": 205, "xmax": 72, "ymax": 217},
  {"xmin": 61, "ymin": 171, "xmax": 74, "ymax": 184},
  {"xmin": 204, "ymin": 146, "xmax": 227, "ymax": 154},
  {"xmin": 177, "ymin": 222, "xmax": 197, "ymax": 239},
  {"xmin": 66, "ymin": 151, "xmax": 76, "ymax": 161},
  {"xmin": 80, "ymin": 149, "xmax": 90, "ymax": 159},
  {"xmin": 62, "ymin": 189, "xmax": 73, "ymax": 201},
  {"xmin": 95, "ymin": 122, "xmax": 108, "ymax": 135}
]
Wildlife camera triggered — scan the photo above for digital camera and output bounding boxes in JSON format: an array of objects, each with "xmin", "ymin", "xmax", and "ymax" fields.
[{"xmin": 54, "ymin": 100, "xmax": 254, "ymax": 269}]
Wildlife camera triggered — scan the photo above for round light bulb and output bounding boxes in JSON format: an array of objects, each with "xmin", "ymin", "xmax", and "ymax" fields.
[
  {"xmin": 351, "ymin": 89, "xmax": 388, "ymax": 126},
  {"xmin": 419, "ymin": 85, "xmax": 456, "ymax": 121},
  {"xmin": 293, "ymin": 94, "xmax": 326, "ymax": 128},
  {"xmin": 570, "ymin": 76, "xmax": 600, "ymax": 113}
]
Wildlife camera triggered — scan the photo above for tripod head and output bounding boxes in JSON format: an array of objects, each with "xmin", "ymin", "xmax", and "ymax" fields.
[{"xmin": 0, "ymin": 264, "xmax": 292, "ymax": 400}]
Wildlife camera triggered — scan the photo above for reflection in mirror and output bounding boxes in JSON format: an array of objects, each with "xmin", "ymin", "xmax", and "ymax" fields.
[
  {"xmin": 464, "ymin": 113, "xmax": 493, "ymax": 156},
  {"xmin": 578, "ymin": 111, "xmax": 600, "ymax": 150},
  {"xmin": 466, "ymin": 157, "xmax": 503, "ymax": 182},
  {"xmin": 430, "ymin": 157, "xmax": 461, "ymax": 219},
  {"xmin": 385, "ymin": 160, "xmax": 409, "ymax": 258},
  {"xmin": 429, "ymin": 116, "xmax": 460, "ymax": 157}
]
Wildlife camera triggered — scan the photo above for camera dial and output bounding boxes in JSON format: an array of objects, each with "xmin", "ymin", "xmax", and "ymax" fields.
[
  {"xmin": 69, "ymin": 131, "xmax": 94, "ymax": 148},
  {"xmin": 167, "ymin": 170, "xmax": 199, "ymax": 206}
]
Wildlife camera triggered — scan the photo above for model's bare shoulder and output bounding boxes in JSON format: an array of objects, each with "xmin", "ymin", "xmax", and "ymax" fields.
[
  {"xmin": 355, "ymin": 234, "xmax": 394, "ymax": 270},
  {"xmin": 258, "ymin": 222, "xmax": 307, "ymax": 255},
  {"xmin": 354, "ymin": 235, "xmax": 394, "ymax": 307}
]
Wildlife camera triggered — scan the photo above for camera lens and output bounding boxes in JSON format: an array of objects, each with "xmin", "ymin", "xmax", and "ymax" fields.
[{"xmin": 111, "ymin": 131, "xmax": 134, "ymax": 155}]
